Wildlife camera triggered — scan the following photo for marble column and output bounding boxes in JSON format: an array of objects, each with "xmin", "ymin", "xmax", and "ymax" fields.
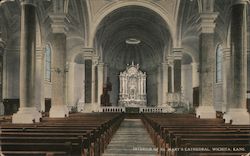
[
  {"xmin": 173, "ymin": 49, "xmax": 182, "ymax": 93},
  {"xmin": 221, "ymin": 48, "xmax": 231, "ymax": 113},
  {"xmin": 196, "ymin": 12, "xmax": 218, "ymax": 119},
  {"xmin": 97, "ymin": 62, "xmax": 104, "ymax": 106},
  {"xmin": 161, "ymin": 62, "xmax": 168, "ymax": 105},
  {"xmin": 12, "ymin": 0, "xmax": 41, "ymax": 123},
  {"xmin": 0, "ymin": 38, "xmax": 6, "ymax": 115},
  {"xmin": 35, "ymin": 47, "xmax": 45, "ymax": 112},
  {"xmin": 67, "ymin": 62, "xmax": 75, "ymax": 108},
  {"xmin": 191, "ymin": 63, "xmax": 199, "ymax": 88},
  {"xmin": 157, "ymin": 65, "xmax": 162, "ymax": 105},
  {"xmin": 49, "ymin": 14, "xmax": 69, "ymax": 118},
  {"xmin": 224, "ymin": 0, "xmax": 249, "ymax": 124},
  {"xmin": 167, "ymin": 62, "xmax": 173, "ymax": 93},
  {"xmin": 91, "ymin": 61, "xmax": 97, "ymax": 105}
]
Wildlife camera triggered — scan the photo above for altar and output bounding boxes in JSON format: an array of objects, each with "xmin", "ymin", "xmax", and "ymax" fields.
[{"xmin": 118, "ymin": 62, "xmax": 147, "ymax": 107}]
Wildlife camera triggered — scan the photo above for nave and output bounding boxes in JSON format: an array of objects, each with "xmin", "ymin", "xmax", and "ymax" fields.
[{"xmin": 0, "ymin": 112, "xmax": 249, "ymax": 156}]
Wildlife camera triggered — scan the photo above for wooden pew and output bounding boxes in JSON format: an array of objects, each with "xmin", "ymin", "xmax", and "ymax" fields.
[
  {"xmin": 142, "ymin": 113, "xmax": 250, "ymax": 156},
  {"xmin": 0, "ymin": 112, "xmax": 124, "ymax": 156}
]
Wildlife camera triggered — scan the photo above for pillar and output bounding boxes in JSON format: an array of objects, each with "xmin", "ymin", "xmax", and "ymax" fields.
[
  {"xmin": 223, "ymin": 0, "xmax": 250, "ymax": 124},
  {"xmin": 67, "ymin": 62, "xmax": 75, "ymax": 108},
  {"xmin": 191, "ymin": 63, "xmax": 199, "ymax": 88},
  {"xmin": 12, "ymin": 0, "xmax": 41, "ymax": 123},
  {"xmin": 49, "ymin": 14, "xmax": 69, "ymax": 118},
  {"xmin": 221, "ymin": 48, "xmax": 231, "ymax": 113},
  {"xmin": 196, "ymin": 12, "xmax": 218, "ymax": 119},
  {"xmin": 91, "ymin": 61, "xmax": 96, "ymax": 104},
  {"xmin": 35, "ymin": 47, "xmax": 45, "ymax": 112},
  {"xmin": 167, "ymin": 57, "xmax": 174, "ymax": 93},
  {"xmin": 97, "ymin": 62, "xmax": 104, "ymax": 105},
  {"xmin": 173, "ymin": 49, "xmax": 182, "ymax": 93},
  {"xmin": 191, "ymin": 62, "xmax": 200, "ymax": 108},
  {"xmin": 157, "ymin": 65, "xmax": 162, "ymax": 105},
  {"xmin": 0, "ymin": 38, "xmax": 6, "ymax": 115},
  {"xmin": 161, "ymin": 62, "xmax": 168, "ymax": 105}
]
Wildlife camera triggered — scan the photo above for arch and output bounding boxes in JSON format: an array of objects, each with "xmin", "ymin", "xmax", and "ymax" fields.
[{"xmin": 88, "ymin": 1, "xmax": 176, "ymax": 48}]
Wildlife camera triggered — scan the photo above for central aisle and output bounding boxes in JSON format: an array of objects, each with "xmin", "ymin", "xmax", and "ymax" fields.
[{"xmin": 103, "ymin": 119, "xmax": 157, "ymax": 156}]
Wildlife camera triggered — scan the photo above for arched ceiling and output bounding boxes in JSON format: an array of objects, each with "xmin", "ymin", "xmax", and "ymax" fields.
[{"xmin": 95, "ymin": 6, "xmax": 171, "ymax": 72}]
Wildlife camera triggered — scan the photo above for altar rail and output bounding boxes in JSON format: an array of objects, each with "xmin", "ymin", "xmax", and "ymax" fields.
[
  {"xmin": 100, "ymin": 107, "xmax": 125, "ymax": 113},
  {"xmin": 100, "ymin": 106, "xmax": 173, "ymax": 113}
]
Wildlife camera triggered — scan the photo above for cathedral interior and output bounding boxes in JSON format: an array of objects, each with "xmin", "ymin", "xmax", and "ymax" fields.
[{"xmin": 0, "ymin": 0, "xmax": 250, "ymax": 155}]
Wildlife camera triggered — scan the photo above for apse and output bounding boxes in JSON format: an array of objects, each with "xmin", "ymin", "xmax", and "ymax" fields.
[{"xmin": 94, "ymin": 6, "xmax": 172, "ymax": 106}]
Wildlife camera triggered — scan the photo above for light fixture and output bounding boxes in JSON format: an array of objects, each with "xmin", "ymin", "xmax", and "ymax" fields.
[{"xmin": 125, "ymin": 38, "xmax": 141, "ymax": 45}]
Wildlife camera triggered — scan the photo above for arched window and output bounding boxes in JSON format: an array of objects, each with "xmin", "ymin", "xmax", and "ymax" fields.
[
  {"xmin": 45, "ymin": 44, "xmax": 51, "ymax": 81},
  {"xmin": 216, "ymin": 44, "xmax": 223, "ymax": 83}
]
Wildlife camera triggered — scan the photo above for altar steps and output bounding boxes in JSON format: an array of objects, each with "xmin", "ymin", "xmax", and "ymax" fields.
[{"xmin": 103, "ymin": 119, "xmax": 157, "ymax": 156}]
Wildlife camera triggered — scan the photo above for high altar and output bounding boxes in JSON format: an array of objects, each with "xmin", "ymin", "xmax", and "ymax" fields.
[{"xmin": 118, "ymin": 62, "xmax": 147, "ymax": 107}]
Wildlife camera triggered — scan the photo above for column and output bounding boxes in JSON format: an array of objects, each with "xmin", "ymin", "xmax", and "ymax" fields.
[
  {"xmin": 191, "ymin": 62, "xmax": 199, "ymax": 108},
  {"xmin": 91, "ymin": 61, "xmax": 97, "ymax": 105},
  {"xmin": 66, "ymin": 62, "xmax": 75, "ymax": 107},
  {"xmin": 12, "ymin": 0, "xmax": 41, "ymax": 123},
  {"xmin": 224, "ymin": 0, "xmax": 249, "ymax": 124},
  {"xmin": 0, "ymin": 38, "xmax": 6, "ymax": 115},
  {"xmin": 191, "ymin": 63, "xmax": 199, "ymax": 88},
  {"xmin": 173, "ymin": 49, "xmax": 182, "ymax": 93},
  {"xmin": 143, "ymin": 77, "xmax": 146, "ymax": 95},
  {"xmin": 167, "ymin": 57, "xmax": 174, "ymax": 93},
  {"xmin": 221, "ymin": 48, "xmax": 231, "ymax": 113},
  {"xmin": 97, "ymin": 62, "xmax": 104, "ymax": 106},
  {"xmin": 157, "ymin": 65, "xmax": 162, "ymax": 105},
  {"xmin": 35, "ymin": 47, "xmax": 45, "ymax": 112},
  {"xmin": 49, "ymin": 14, "xmax": 69, "ymax": 118},
  {"xmin": 196, "ymin": 12, "xmax": 218, "ymax": 119},
  {"xmin": 161, "ymin": 62, "xmax": 168, "ymax": 105}
]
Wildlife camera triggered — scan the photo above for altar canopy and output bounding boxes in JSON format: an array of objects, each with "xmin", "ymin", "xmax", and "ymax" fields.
[{"xmin": 118, "ymin": 62, "xmax": 147, "ymax": 107}]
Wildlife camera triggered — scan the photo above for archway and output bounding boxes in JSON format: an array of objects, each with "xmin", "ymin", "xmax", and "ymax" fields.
[{"xmin": 94, "ymin": 6, "xmax": 172, "ymax": 106}]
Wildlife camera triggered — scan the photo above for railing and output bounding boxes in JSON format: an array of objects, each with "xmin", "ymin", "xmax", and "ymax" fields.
[{"xmin": 100, "ymin": 107, "xmax": 125, "ymax": 113}]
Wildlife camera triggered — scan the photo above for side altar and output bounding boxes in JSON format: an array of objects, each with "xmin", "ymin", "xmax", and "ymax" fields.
[{"xmin": 118, "ymin": 62, "xmax": 147, "ymax": 107}]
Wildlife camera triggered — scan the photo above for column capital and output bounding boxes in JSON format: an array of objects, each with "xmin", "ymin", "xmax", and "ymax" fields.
[
  {"xmin": 20, "ymin": 0, "xmax": 37, "ymax": 6},
  {"xmin": 222, "ymin": 48, "xmax": 231, "ymax": 59},
  {"xmin": 98, "ymin": 62, "xmax": 105, "ymax": 67},
  {"xmin": 233, "ymin": 0, "xmax": 249, "ymax": 5},
  {"xmin": 173, "ymin": 48, "xmax": 183, "ymax": 60},
  {"xmin": 49, "ymin": 13, "xmax": 69, "ymax": 34},
  {"xmin": 167, "ymin": 55, "xmax": 174, "ymax": 65},
  {"xmin": 197, "ymin": 12, "xmax": 218, "ymax": 34},
  {"xmin": 0, "ymin": 38, "xmax": 6, "ymax": 49}
]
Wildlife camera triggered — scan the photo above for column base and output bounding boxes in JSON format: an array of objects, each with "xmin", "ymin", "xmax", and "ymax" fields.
[
  {"xmin": 49, "ymin": 105, "xmax": 69, "ymax": 118},
  {"xmin": 196, "ymin": 106, "xmax": 216, "ymax": 119},
  {"xmin": 12, "ymin": 107, "xmax": 41, "ymax": 123},
  {"xmin": 223, "ymin": 108, "xmax": 250, "ymax": 125}
]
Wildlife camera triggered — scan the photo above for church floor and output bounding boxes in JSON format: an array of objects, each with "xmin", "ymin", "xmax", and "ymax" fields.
[{"xmin": 103, "ymin": 118, "xmax": 157, "ymax": 156}]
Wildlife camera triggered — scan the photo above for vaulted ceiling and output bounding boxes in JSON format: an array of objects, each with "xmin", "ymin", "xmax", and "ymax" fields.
[
  {"xmin": 95, "ymin": 6, "xmax": 171, "ymax": 71},
  {"xmin": 0, "ymin": 0, "xmax": 246, "ymax": 65}
]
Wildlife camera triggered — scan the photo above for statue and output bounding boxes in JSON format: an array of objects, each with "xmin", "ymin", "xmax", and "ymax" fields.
[{"xmin": 101, "ymin": 87, "xmax": 111, "ymax": 106}]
